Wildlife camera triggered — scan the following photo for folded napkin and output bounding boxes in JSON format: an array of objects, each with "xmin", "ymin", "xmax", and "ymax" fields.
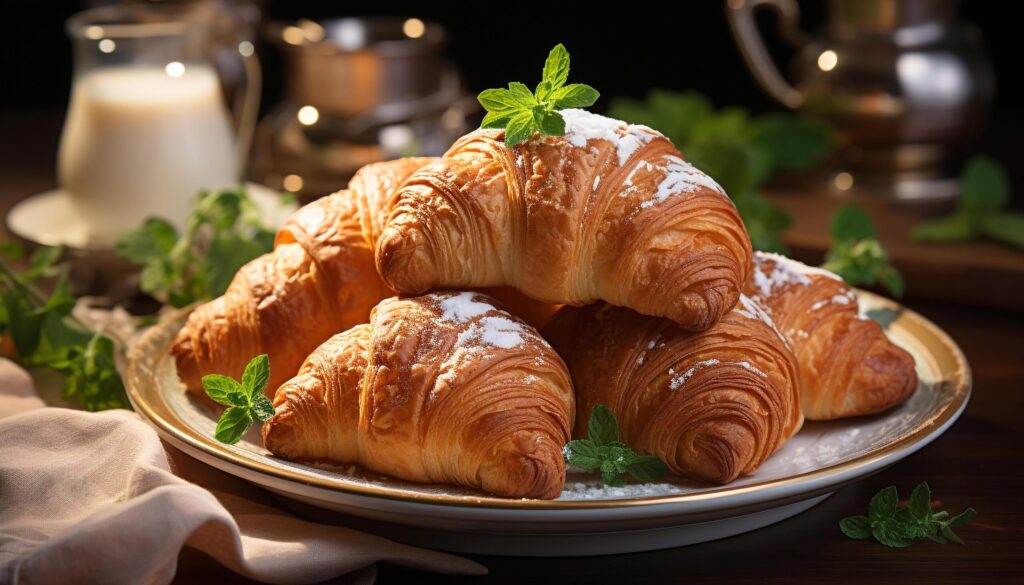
[{"xmin": 0, "ymin": 358, "xmax": 486, "ymax": 585}]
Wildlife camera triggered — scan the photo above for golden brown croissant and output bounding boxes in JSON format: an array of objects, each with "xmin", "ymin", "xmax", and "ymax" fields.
[
  {"xmin": 375, "ymin": 109, "xmax": 753, "ymax": 332},
  {"xmin": 744, "ymin": 252, "xmax": 917, "ymax": 420},
  {"xmin": 171, "ymin": 157, "xmax": 436, "ymax": 395},
  {"xmin": 263, "ymin": 291, "xmax": 575, "ymax": 499},
  {"xmin": 545, "ymin": 296, "xmax": 802, "ymax": 484}
]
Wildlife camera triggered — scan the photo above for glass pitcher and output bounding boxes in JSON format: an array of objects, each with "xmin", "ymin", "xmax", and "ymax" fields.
[{"xmin": 59, "ymin": 4, "xmax": 260, "ymax": 244}]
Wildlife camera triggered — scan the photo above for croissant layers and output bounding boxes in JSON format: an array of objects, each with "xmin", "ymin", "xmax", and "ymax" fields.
[
  {"xmin": 171, "ymin": 158, "xmax": 437, "ymax": 394},
  {"xmin": 743, "ymin": 252, "xmax": 918, "ymax": 420},
  {"xmin": 375, "ymin": 109, "xmax": 753, "ymax": 332},
  {"xmin": 263, "ymin": 292, "xmax": 575, "ymax": 499},
  {"xmin": 545, "ymin": 296, "xmax": 803, "ymax": 484}
]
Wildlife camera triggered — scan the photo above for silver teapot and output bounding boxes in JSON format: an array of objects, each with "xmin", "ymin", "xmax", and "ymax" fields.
[{"xmin": 727, "ymin": 0, "xmax": 995, "ymax": 204}]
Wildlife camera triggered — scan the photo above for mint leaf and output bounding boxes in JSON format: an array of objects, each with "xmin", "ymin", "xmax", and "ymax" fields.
[
  {"xmin": 909, "ymin": 481, "xmax": 932, "ymax": 521},
  {"xmin": 201, "ymin": 374, "xmax": 244, "ymax": 405},
  {"xmin": 115, "ymin": 218, "xmax": 178, "ymax": 263},
  {"xmin": 226, "ymin": 392, "xmax": 249, "ymax": 407},
  {"xmin": 750, "ymin": 114, "xmax": 832, "ymax": 173},
  {"xmin": 831, "ymin": 205, "xmax": 876, "ymax": 242},
  {"xmin": 477, "ymin": 43, "xmax": 597, "ymax": 145},
  {"xmin": 872, "ymin": 518, "xmax": 914, "ymax": 548},
  {"xmin": 587, "ymin": 404, "xmax": 618, "ymax": 446},
  {"xmin": 960, "ymin": 155, "xmax": 1009, "ymax": 214},
  {"xmin": 504, "ymin": 111, "xmax": 536, "ymax": 146},
  {"xmin": 564, "ymin": 439, "xmax": 602, "ymax": 469},
  {"xmin": 627, "ymin": 455, "xmax": 669, "ymax": 481},
  {"xmin": 477, "ymin": 88, "xmax": 520, "ymax": 112},
  {"xmin": 0, "ymin": 241, "xmax": 24, "ymax": 260},
  {"xmin": 869, "ymin": 486, "xmax": 898, "ymax": 518},
  {"xmin": 537, "ymin": 110, "xmax": 566, "ymax": 136},
  {"xmin": 948, "ymin": 508, "xmax": 977, "ymax": 528},
  {"xmin": 551, "ymin": 84, "xmax": 600, "ymax": 110},
  {"xmin": 251, "ymin": 394, "xmax": 276, "ymax": 422},
  {"xmin": 911, "ymin": 212, "xmax": 978, "ymax": 243},
  {"xmin": 241, "ymin": 353, "xmax": 270, "ymax": 399},
  {"xmin": 981, "ymin": 213, "xmax": 1024, "ymax": 250},
  {"xmin": 542, "ymin": 43, "xmax": 570, "ymax": 90},
  {"xmin": 839, "ymin": 516, "xmax": 872, "ymax": 539},
  {"xmin": 601, "ymin": 469, "xmax": 627, "ymax": 487},
  {"xmin": 214, "ymin": 406, "xmax": 253, "ymax": 444}
]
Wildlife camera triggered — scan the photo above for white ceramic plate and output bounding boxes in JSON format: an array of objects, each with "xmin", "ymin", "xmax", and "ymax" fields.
[{"xmin": 125, "ymin": 291, "xmax": 970, "ymax": 556}]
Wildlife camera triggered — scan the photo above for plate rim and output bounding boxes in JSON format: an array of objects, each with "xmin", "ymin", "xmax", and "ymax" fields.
[{"xmin": 125, "ymin": 290, "xmax": 971, "ymax": 511}]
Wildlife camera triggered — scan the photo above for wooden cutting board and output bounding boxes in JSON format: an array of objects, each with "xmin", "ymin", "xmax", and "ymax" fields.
[{"xmin": 766, "ymin": 190, "xmax": 1024, "ymax": 313}]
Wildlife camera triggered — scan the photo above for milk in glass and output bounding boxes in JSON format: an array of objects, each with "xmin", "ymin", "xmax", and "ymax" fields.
[{"xmin": 58, "ymin": 64, "xmax": 237, "ymax": 242}]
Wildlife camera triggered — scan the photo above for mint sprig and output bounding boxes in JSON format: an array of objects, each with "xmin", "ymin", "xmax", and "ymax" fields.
[
  {"xmin": 477, "ymin": 43, "xmax": 599, "ymax": 146},
  {"xmin": 1, "ymin": 243, "xmax": 129, "ymax": 411},
  {"xmin": 563, "ymin": 404, "xmax": 670, "ymax": 486},
  {"xmin": 912, "ymin": 155, "xmax": 1024, "ymax": 250},
  {"xmin": 202, "ymin": 354, "xmax": 275, "ymax": 444},
  {"xmin": 822, "ymin": 205, "xmax": 904, "ymax": 297},
  {"xmin": 116, "ymin": 188, "xmax": 276, "ymax": 308},
  {"xmin": 841, "ymin": 482, "xmax": 976, "ymax": 547}
]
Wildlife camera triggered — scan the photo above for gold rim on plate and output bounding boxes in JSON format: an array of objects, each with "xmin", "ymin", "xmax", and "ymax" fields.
[{"xmin": 126, "ymin": 291, "xmax": 971, "ymax": 510}]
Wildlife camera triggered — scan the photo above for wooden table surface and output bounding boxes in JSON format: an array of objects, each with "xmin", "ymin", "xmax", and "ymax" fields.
[{"xmin": 3, "ymin": 109, "xmax": 1022, "ymax": 584}]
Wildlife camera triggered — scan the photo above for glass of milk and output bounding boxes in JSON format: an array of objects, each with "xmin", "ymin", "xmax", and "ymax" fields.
[{"xmin": 59, "ymin": 5, "xmax": 260, "ymax": 244}]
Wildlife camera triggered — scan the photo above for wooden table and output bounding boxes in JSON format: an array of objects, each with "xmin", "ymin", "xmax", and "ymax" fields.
[{"xmin": 3, "ymin": 109, "xmax": 1022, "ymax": 584}]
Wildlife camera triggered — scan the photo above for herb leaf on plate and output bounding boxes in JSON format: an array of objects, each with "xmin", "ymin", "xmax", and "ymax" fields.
[
  {"xmin": 202, "ymin": 354, "xmax": 274, "ymax": 444},
  {"xmin": 563, "ymin": 404, "xmax": 670, "ymax": 486}
]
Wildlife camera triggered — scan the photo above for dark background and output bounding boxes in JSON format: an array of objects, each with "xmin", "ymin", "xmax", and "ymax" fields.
[{"xmin": 3, "ymin": 1, "xmax": 1019, "ymax": 112}]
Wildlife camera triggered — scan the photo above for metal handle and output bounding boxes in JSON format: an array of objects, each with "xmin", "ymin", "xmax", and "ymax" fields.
[
  {"xmin": 233, "ymin": 42, "xmax": 261, "ymax": 179},
  {"xmin": 725, "ymin": 0, "xmax": 808, "ymax": 109}
]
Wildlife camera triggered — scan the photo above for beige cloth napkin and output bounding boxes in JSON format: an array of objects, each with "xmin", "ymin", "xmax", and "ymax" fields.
[{"xmin": 0, "ymin": 358, "xmax": 486, "ymax": 585}]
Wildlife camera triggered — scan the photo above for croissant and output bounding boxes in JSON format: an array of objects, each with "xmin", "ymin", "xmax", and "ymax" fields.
[
  {"xmin": 545, "ymin": 296, "xmax": 802, "ymax": 484},
  {"xmin": 743, "ymin": 252, "xmax": 917, "ymax": 420},
  {"xmin": 263, "ymin": 291, "xmax": 575, "ymax": 499},
  {"xmin": 375, "ymin": 109, "xmax": 753, "ymax": 332},
  {"xmin": 171, "ymin": 157, "xmax": 437, "ymax": 394}
]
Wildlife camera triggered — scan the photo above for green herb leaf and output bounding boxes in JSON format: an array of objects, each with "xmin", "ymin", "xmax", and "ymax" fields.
[
  {"xmin": 563, "ymin": 439, "xmax": 602, "ymax": 470},
  {"xmin": 869, "ymin": 486, "xmax": 898, "ymax": 518},
  {"xmin": 587, "ymin": 404, "xmax": 618, "ymax": 446},
  {"xmin": 542, "ymin": 43, "xmax": 570, "ymax": 90},
  {"xmin": 551, "ymin": 84, "xmax": 600, "ymax": 110},
  {"xmin": 477, "ymin": 43, "xmax": 597, "ymax": 146},
  {"xmin": 251, "ymin": 394, "xmax": 276, "ymax": 422},
  {"xmin": 563, "ymin": 404, "xmax": 670, "ymax": 486},
  {"xmin": 839, "ymin": 516, "xmax": 873, "ymax": 539},
  {"xmin": 961, "ymin": 155, "xmax": 1009, "ymax": 214},
  {"xmin": 823, "ymin": 206, "xmax": 903, "ymax": 297},
  {"xmin": 842, "ymin": 483, "xmax": 976, "ymax": 548},
  {"xmin": 0, "ymin": 241, "xmax": 24, "ymax": 260},
  {"xmin": 241, "ymin": 353, "xmax": 270, "ymax": 399},
  {"xmin": 627, "ymin": 455, "xmax": 670, "ymax": 481},
  {"xmin": 201, "ymin": 374, "xmax": 244, "ymax": 406},
  {"xmin": 203, "ymin": 354, "xmax": 275, "ymax": 444},
  {"xmin": 909, "ymin": 481, "xmax": 932, "ymax": 521},
  {"xmin": 981, "ymin": 213, "xmax": 1024, "ymax": 250},
  {"xmin": 750, "ymin": 114, "xmax": 832, "ymax": 173},
  {"xmin": 116, "ymin": 188, "xmax": 275, "ymax": 307},
  {"xmin": 911, "ymin": 213, "xmax": 978, "ymax": 243},
  {"xmin": 214, "ymin": 406, "xmax": 253, "ymax": 444}
]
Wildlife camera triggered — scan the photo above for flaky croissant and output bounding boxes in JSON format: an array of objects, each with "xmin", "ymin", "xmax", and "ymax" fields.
[
  {"xmin": 263, "ymin": 292, "xmax": 575, "ymax": 499},
  {"xmin": 545, "ymin": 296, "xmax": 803, "ymax": 484},
  {"xmin": 375, "ymin": 109, "xmax": 752, "ymax": 332},
  {"xmin": 171, "ymin": 157, "xmax": 436, "ymax": 394},
  {"xmin": 744, "ymin": 252, "xmax": 917, "ymax": 420}
]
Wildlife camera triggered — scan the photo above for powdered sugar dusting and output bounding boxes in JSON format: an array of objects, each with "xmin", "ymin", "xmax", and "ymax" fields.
[
  {"xmin": 669, "ymin": 359, "xmax": 720, "ymax": 390},
  {"xmin": 455, "ymin": 315, "xmax": 525, "ymax": 350},
  {"xmin": 752, "ymin": 252, "xmax": 842, "ymax": 300},
  {"xmin": 560, "ymin": 480, "xmax": 684, "ymax": 500},
  {"xmin": 438, "ymin": 291, "xmax": 492, "ymax": 322},
  {"xmin": 810, "ymin": 292, "xmax": 856, "ymax": 312},
  {"xmin": 561, "ymin": 109, "xmax": 659, "ymax": 166},
  {"xmin": 737, "ymin": 294, "xmax": 789, "ymax": 347},
  {"xmin": 639, "ymin": 155, "xmax": 725, "ymax": 210}
]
